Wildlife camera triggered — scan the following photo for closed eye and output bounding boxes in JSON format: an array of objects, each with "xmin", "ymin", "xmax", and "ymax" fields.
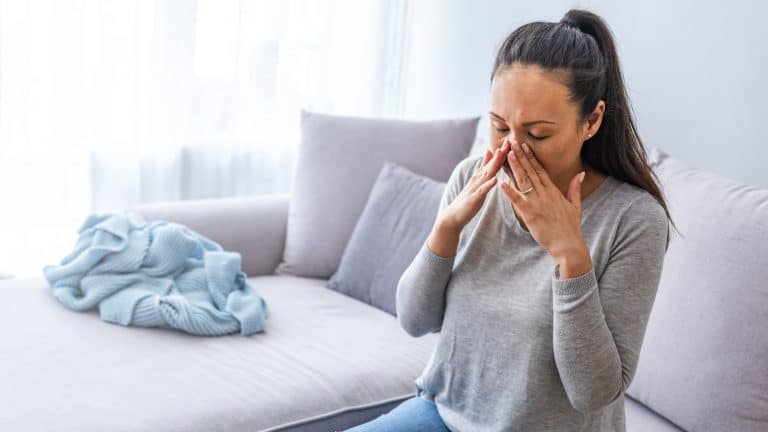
[{"xmin": 493, "ymin": 127, "xmax": 549, "ymax": 141}]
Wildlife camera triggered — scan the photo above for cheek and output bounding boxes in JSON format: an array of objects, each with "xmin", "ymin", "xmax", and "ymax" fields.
[
  {"xmin": 533, "ymin": 138, "xmax": 581, "ymax": 173},
  {"xmin": 527, "ymin": 144, "xmax": 553, "ymax": 166},
  {"xmin": 489, "ymin": 130, "xmax": 507, "ymax": 151},
  {"xmin": 528, "ymin": 140, "xmax": 568, "ymax": 172}
]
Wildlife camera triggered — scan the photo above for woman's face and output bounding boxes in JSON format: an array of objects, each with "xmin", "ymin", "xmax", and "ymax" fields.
[{"xmin": 489, "ymin": 63, "xmax": 602, "ymax": 184}]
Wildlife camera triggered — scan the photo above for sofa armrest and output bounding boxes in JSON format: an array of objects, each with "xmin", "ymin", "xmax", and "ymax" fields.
[{"xmin": 129, "ymin": 194, "xmax": 290, "ymax": 277}]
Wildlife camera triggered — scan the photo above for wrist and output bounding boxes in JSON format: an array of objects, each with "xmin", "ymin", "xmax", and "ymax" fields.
[
  {"xmin": 553, "ymin": 244, "xmax": 592, "ymax": 279},
  {"xmin": 428, "ymin": 219, "xmax": 462, "ymax": 259},
  {"xmin": 436, "ymin": 215, "xmax": 462, "ymax": 237}
]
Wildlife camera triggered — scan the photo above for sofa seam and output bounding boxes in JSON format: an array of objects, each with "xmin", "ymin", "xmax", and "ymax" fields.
[{"xmin": 258, "ymin": 393, "xmax": 416, "ymax": 432}]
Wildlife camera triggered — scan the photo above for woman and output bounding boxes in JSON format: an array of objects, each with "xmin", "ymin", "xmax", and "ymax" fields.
[{"xmin": 343, "ymin": 8, "xmax": 675, "ymax": 432}]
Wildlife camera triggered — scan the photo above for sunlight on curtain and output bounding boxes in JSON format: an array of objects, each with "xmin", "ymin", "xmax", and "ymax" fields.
[{"xmin": 0, "ymin": 0, "xmax": 412, "ymax": 278}]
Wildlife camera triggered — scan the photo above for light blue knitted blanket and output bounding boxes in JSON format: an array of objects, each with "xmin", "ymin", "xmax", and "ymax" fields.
[{"xmin": 42, "ymin": 213, "xmax": 268, "ymax": 336}]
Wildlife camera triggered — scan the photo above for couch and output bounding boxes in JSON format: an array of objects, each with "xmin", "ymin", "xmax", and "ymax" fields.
[{"xmin": 1, "ymin": 133, "xmax": 765, "ymax": 430}]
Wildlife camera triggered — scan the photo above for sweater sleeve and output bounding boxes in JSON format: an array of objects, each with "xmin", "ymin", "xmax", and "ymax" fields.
[
  {"xmin": 550, "ymin": 194, "xmax": 670, "ymax": 413},
  {"xmin": 395, "ymin": 156, "xmax": 477, "ymax": 337}
]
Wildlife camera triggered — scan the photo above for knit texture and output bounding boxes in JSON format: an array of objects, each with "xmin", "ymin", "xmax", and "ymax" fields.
[
  {"xmin": 396, "ymin": 155, "xmax": 669, "ymax": 431},
  {"xmin": 43, "ymin": 213, "xmax": 268, "ymax": 336}
]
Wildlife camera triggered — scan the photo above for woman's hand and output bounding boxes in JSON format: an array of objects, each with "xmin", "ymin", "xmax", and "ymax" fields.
[
  {"xmin": 438, "ymin": 140, "xmax": 512, "ymax": 233},
  {"xmin": 498, "ymin": 139, "xmax": 592, "ymax": 278}
]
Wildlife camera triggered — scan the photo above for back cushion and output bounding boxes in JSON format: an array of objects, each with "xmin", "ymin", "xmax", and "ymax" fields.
[
  {"xmin": 275, "ymin": 110, "xmax": 479, "ymax": 279},
  {"xmin": 326, "ymin": 162, "xmax": 447, "ymax": 316},
  {"xmin": 626, "ymin": 146, "xmax": 768, "ymax": 431}
]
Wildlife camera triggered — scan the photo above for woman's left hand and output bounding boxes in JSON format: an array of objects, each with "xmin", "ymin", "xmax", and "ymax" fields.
[{"xmin": 499, "ymin": 139, "xmax": 592, "ymax": 278}]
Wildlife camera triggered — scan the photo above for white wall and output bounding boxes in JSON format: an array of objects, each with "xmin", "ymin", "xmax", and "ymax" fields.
[{"xmin": 403, "ymin": 0, "xmax": 768, "ymax": 187}]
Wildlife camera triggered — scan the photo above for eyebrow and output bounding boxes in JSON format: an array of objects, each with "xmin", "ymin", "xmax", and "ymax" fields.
[{"xmin": 489, "ymin": 111, "xmax": 557, "ymax": 126}]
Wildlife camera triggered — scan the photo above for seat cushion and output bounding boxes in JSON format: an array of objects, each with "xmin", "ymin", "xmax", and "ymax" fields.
[
  {"xmin": 625, "ymin": 395, "xmax": 682, "ymax": 431},
  {"xmin": 625, "ymin": 146, "xmax": 768, "ymax": 431},
  {"xmin": 0, "ymin": 276, "xmax": 438, "ymax": 432}
]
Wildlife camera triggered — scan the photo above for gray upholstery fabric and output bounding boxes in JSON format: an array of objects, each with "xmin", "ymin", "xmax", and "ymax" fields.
[
  {"xmin": 625, "ymin": 396, "xmax": 682, "ymax": 431},
  {"xmin": 275, "ymin": 109, "xmax": 479, "ymax": 279},
  {"xmin": 625, "ymin": 146, "xmax": 768, "ymax": 431},
  {"xmin": 130, "ymin": 194, "xmax": 291, "ymax": 277},
  {"xmin": 19, "ymin": 144, "xmax": 763, "ymax": 431},
  {"xmin": 326, "ymin": 162, "xmax": 446, "ymax": 316},
  {"xmin": 0, "ymin": 275, "xmax": 438, "ymax": 431}
]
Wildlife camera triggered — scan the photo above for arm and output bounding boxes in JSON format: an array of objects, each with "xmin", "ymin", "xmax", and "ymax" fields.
[
  {"xmin": 551, "ymin": 195, "xmax": 669, "ymax": 413},
  {"xmin": 395, "ymin": 158, "xmax": 473, "ymax": 337},
  {"xmin": 129, "ymin": 194, "xmax": 290, "ymax": 277}
]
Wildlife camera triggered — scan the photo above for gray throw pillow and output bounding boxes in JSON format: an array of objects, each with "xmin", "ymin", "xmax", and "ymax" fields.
[
  {"xmin": 326, "ymin": 162, "xmax": 446, "ymax": 316},
  {"xmin": 625, "ymin": 146, "xmax": 768, "ymax": 432},
  {"xmin": 275, "ymin": 109, "xmax": 479, "ymax": 279}
]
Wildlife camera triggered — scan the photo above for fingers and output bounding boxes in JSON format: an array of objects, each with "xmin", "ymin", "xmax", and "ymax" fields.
[
  {"xmin": 475, "ymin": 141, "xmax": 510, "ymax": 181},
  {"xmin": 474, "ymin": 175, "xmax": 498, "ymax": 197},
  {"xmin": 500, "ymin": 176, "xmax": 530, "ymax": 210},
  {"xmin": 476, "ymin": 149, "xmax": 493, "ymax": 177},
  {"xmin": 488, "ymin": 140, "xmax": 510, "ymax": 175},
  {"xmin": 509, "ymin": 141, "xmax": 544, "ymax": 191},
  {"xmin": 482, "ymin": 148, "xmax": 493, "ymax": 166},
  {"xmin": 567, "ymin": 171, "xmax": 585, "ymax": 213},
  {"xmin": 519, "ymin": 142, "xmax": 551, "ymax": 188},
  {"xmin": 501, "ymin": 158, "xmax": 514, "ymax": 180},
  {"xmin": 506, "ymin": 142, "xmax": 535, "ymax": 196}
]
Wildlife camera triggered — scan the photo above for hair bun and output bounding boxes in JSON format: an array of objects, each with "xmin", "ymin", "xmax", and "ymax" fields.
[
  {"xmin": 560, "ymin": 12, "xmax": 601, "ymax": 51},
  {"xmin": 559, "ymin": 17, "xmax": 580, "ymax": 30}
]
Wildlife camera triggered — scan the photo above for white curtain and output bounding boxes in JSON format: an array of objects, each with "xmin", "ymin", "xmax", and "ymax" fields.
[{"xmin": 0, "ymin": 0, "xmax": 413, "ymax": 278}]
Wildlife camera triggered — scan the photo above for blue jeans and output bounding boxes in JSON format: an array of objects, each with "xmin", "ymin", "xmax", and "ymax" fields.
[{"xmin": 340, "ymin": 395, "xmax": 451, "ymax": 431}]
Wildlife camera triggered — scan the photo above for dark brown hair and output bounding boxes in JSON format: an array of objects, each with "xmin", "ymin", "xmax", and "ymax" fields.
[{"xmin": 490, "ymin": 9, "xmax": 678, "ymax": 242}]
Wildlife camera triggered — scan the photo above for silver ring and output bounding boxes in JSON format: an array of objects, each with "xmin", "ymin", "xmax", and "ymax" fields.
[{"xmin": 519, "ymin": 185, "xmax": 534, "ymax": 194}]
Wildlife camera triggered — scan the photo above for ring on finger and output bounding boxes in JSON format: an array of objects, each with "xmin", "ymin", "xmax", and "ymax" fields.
[
  {"xmin": 509, "ymin": 179, "xmax": 534, "ymax": 195},
  {"xmin": 519, "ymin": 185, "xmax": 534, "ymax": 194}
]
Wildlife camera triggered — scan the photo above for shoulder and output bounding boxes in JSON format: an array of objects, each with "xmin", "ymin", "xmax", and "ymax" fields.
[
  {"xmin": 608, "ymin": 179, "xmax": 670, "ymax": 251},
  {"xmin": 446, "ymin": 153, "xmax": 485, "ymax": 189},
  {"xmin": 612, "ymin": 181, "xmax": 667, "ymax": 224},
  {"xmin": 458, "ymin": 153, "xmax": 485, "ymax": 177}
]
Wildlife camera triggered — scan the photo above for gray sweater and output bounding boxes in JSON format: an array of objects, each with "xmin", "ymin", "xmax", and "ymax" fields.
[{"xmin": 396, "ymin": 154, "xmax": 669, "ymax": 432}]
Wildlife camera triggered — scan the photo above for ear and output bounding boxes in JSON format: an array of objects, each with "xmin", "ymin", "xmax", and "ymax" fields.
[{"xmin": 583, "ymin": 100, "xmax": 605, "ymax": 139}]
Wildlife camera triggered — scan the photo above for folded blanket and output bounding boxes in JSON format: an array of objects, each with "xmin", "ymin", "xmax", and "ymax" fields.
[{"xmin": 42, "ymin": 213, "xmax": 268, "ymax": 336}]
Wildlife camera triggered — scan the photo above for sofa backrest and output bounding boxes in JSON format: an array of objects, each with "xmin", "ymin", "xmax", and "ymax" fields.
[
  {"xmin": 132, "ymin": 194, "xmax": 291, "ymax": 277},
  {"xmin": 625, "ymin": 147, "xmax": 768, "ymax": 432}
]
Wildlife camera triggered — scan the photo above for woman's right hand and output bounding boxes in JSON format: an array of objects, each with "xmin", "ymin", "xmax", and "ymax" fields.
[{"xmin": 438, "ymin": 139, "xmax": 511, "ymax": 233}]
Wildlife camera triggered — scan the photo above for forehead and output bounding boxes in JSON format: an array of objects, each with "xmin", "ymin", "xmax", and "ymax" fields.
[{"xmin": 490, "ymin": 64, "xmax": 573, "ymax": 123}]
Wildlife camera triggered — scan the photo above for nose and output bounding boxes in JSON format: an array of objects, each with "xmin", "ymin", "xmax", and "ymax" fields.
[{"xmin": 500, "ymin": 135, "xmax": 521, "ymax": 149}]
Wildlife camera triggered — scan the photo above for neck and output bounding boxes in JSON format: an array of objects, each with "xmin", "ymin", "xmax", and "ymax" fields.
[{"xmin": 551, "ymin": 159, "xmax": 588, "ymax": 198}]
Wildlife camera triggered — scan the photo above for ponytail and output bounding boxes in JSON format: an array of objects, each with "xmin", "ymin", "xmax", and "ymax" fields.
[{"xmin": 491, "ymin": 9, "xmax": 677, "ymax": 241}]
